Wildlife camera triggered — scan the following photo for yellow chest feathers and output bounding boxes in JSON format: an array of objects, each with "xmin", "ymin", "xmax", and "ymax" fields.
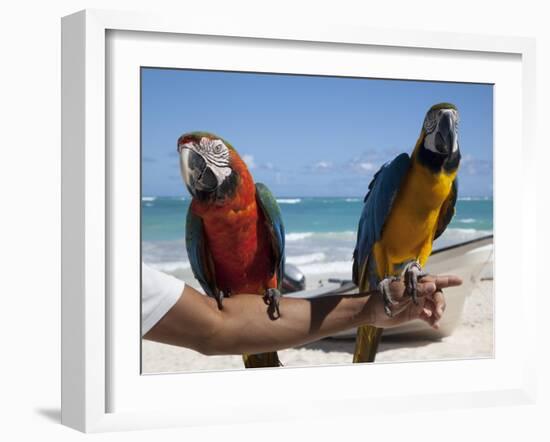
[{"xmin": 375, "ymin": 162, "xmax": 456, "ymax": 271}]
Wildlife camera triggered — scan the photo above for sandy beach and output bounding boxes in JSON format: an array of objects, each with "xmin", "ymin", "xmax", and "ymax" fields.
[{"xmin": 142, "ymin": 268, "xmax": 493, "ymax": 373}]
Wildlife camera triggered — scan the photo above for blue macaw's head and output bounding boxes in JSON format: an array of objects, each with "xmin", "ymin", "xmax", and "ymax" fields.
[
  {"xmin": 177, "ymin": 131, "xmax": 239, "ymax": 202},
  {"xmin": 417, "ymin": 103, "xmax": 461, "ymax": 173}
]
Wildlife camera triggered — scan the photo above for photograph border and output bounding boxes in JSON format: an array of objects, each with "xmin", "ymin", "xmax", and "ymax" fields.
[{"xmin": 61, "ymin": 9, "xmax": 537, "ymax": 433}]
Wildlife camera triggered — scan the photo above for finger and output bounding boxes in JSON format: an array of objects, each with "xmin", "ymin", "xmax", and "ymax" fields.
[
  {"xmin": 416, "ymin": 295, "xmax": 443, "ymax": 327},
  {"xmin": 399, "ymin": 297, "xmax": 427, "ymax": 322},
  {"xmin": 386, "ymin": 279, "xmax": 407, "ymax": 302},
  {"xmin": 418, "ymin": 308, "xmax": 433, "ymax": 325},
  {"xmin": 420, "ymin": 274, "xmax": 462, "ymax": 289},
  {"xmin": 415, "ymin": 281, "xmax": 436, "ymax": 299},
  {"xmin": 419, "ymin": 307, "xmax": 440, "ymax": 329},
  {"xmin": 426, "ymin": 294, "xmax": 444, "ymax": 328},
  {"xmin": 422, "ymin": 298, "xmax": 439, "ymax": 319},
  {"xmin": 424, "ymin": 300, "xmax": 441, "ymax": 326},
  {"xmin": 432, "ymin": 290, "xmax": 446, "ymax": 319}
]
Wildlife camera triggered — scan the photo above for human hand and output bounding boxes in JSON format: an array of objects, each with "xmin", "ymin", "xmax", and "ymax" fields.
[{"xmin": 366, "ymin": 274, "xmax": 462, "ymax": 329}]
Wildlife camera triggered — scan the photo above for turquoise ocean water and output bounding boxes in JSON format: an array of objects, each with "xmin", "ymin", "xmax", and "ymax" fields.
[{"xmin": 142, "ymin": 196, "xmax": 493, "ymax": 277}]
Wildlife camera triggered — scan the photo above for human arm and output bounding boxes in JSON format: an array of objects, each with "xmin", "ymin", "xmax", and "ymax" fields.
[{"xmin": 143, "ymin": 275, "xmax": 461, "ymax": 355}]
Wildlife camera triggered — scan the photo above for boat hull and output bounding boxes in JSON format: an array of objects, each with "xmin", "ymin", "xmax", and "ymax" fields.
[{"xmin": 286, "ymin": 235, "xmax": 494, "ymax": 339}]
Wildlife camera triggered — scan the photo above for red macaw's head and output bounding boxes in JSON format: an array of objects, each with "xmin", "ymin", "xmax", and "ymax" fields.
[{"xmin": 177, "ymin": 132, "xmax": 249, "ymax": 203}]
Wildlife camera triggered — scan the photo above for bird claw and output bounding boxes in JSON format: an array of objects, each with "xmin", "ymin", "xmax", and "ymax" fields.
[
  {"xmin": 215, "ymin": 290, "xmax": 231, "ymax": 310},
  {"xmin": 215, "ymin": 291, "xmax": 224, "ymax": 310},
  {"xmin": 403, "ymin": 262, "xmax": 428, "ymax": 305},
  {"xmin": 263, "ymin": 288, "xmax": 282, "ymax": 320},
  {"xmin": 378, "ymin": 276, "xmax": 401, "ymax": 317}
]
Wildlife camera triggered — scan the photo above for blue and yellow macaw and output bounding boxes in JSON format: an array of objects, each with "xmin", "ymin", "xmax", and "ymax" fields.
[{"xmin": 352, "ymin": 103, "xmax": 461, "ymax": 363}]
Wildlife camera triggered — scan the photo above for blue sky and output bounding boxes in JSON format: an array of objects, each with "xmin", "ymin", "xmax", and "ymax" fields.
[{"xmin": 142, "ymin": 68, "xmax": 493, "ymax": 197}]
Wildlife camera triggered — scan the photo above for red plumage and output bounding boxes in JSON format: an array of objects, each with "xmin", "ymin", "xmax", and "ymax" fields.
[{"xmin": 190, "ymin": 150, "xmax": 278, "ymax": 296}]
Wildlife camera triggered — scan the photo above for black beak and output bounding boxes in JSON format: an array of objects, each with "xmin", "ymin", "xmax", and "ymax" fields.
[
  {"xmin": 434, "ymin": 112, "xmax": 456, "ymax": 155},
  {"xmin": 179, "ymin": 147, "xmax": 218, "ymax": 196}
]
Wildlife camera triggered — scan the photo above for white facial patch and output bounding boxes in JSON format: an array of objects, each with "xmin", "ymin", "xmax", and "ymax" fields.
[
  {"xmin": 198, "ymin": 137, "xmax": 232, "ymax": 186},
  {"xmin": 423, "ymin": 109, "xmax": 459, "ymax": 154}
]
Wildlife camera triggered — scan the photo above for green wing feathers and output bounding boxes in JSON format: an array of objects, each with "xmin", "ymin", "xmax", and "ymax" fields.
[{"xmin": 255, "ymin": 183, "xmax": 286, "ymax": 289}]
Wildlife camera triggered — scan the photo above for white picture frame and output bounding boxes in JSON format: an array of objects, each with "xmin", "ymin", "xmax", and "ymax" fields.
[{"xmin": 61, "ymin": 9, "xmax": 537, "ymax": 433}]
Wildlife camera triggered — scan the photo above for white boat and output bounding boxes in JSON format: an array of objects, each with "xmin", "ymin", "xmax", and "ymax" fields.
[{"xmin": 286, "ymin": 235, "xmax": 493, "ymax": 339}]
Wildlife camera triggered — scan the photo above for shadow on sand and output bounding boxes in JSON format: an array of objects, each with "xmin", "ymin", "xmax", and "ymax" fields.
[{"xmin": 295, "ymin": 336, "xmax": 442, "ymax": 355}]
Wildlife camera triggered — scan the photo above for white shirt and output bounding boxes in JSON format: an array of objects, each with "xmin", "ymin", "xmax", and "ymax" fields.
[{"xmin": 142, "ymin": 263, "xmax": 185, "ymax": 336}]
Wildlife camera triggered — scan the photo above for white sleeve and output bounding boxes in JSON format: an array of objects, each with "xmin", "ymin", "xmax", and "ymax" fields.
[{"xmin": 142, "ymin": 263, "xmax": 185, "ymax": 336}]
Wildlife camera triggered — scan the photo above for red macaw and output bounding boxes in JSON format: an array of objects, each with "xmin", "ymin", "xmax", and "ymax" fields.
[{"xmin": 178, "ymin": 132, "xmax": 285, "ymax": 368}]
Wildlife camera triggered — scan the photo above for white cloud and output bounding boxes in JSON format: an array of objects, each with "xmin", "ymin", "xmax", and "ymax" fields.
[
  {"xmin": 313, "ymin": 160, "xmax": 333, "ymax": 170},
  {"xmin": 348, "ymin": 159, "xmax": 380, "ymax": 175},
  {"xmin": 460, "ymin": 153, "xmax": 492, "ymax": 176},
  {"xmin": 256, "ymin": 161, "xmax": 280, "ymax": 172},
  {"xmin": 357, "ymin": 162, "xmax": 376, "ymax": 172},
  {"xmin": 346, "ymin": 149, "xmax": 393, "ymax": 175},
  {"xmin": 242, "ymin": 154, "xmax": 256, "ymax": 170}
]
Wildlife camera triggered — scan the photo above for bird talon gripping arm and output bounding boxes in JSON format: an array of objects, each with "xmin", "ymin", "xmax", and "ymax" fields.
[{"xmin": 352, "ymin": 103, "xmax": 461, "ymax": 363}]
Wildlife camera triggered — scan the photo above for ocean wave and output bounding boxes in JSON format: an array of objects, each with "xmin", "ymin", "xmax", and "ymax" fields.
[
  {"xmin": 286, "ymin": 252, "xmax": 325, "ymax": 265},
  {"xmin": 148, "ymin": 260, "xmax": 191, "ymax": 272},
  {"xmin": 277, "ymin": 198, "xmax": 301, "ymax": 204},
  {"xmin": 298, "ymin": 260, "xmax": 352, "ymax": 275},
  {"xmin": 458, "ymin": 196, "xmax": 491, "ymax": 201},
  {"xmin": 285, "ymin": 231, "xmax": 356, "ymax": 242},
  {"xmin": 320, "ymin": 230, "xmax": 356, "ymax": 238},
  {"xmin": 457, "ymin": 218, "xmax": 476, "ymax": 223},
  {"xmin": 345, "ymin": 198, "xmax": 361, "ymax": 202},
  {"xmin": 443, "ymin": 227, "xmax": 490, "ymax": 235},
  {"xmin": 435, "ymin": 228, "xmax": 492, "ymax": 249},
  {"xmin": 286, "ymin": 232, "xmax": 314, "ymax": 241},
  {"xmin": 142, "ymin": 196, "xmax": 157, "ymax": 202}
]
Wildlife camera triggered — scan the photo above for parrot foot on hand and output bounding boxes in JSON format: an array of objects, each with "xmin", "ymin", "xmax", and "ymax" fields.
[
  {"xmin": 263, "ymin": 288, "xmax": 282, "ymax": 320},
  {"xmin": 378, "ymin": 276, "xmax": 401, "ymax": 317},
  {"xmin": 403, "ymin": 261, "xmax": 428, "ymax": 305},
  {"xmin": 215, "ymin": 292, "xmax": 224, "ymax": 310},
  {"xmin": 215, "ymin": 290, "xmax": 231, "ymax": 310}
]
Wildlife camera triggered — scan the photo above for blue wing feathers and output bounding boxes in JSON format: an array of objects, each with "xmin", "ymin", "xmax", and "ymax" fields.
[
  {"xmin": 353, "ymin": 153, "xmax": 411, "ymax": 286},
  {"xmin": 185, "ymin": 209, "xmax": 218, "ymax": 299},
  {"xmin": 434, "ymin": 178, "xmax": 458, "ymax": 240}
]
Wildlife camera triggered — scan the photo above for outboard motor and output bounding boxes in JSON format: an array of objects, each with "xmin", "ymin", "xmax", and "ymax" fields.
[{"xmin": 281, "ymin": 263, "xmax": 306, "ymax": 293}]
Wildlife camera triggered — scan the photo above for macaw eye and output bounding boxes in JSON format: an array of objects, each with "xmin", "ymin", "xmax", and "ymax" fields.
[{"xmin": 214, "ymin": 144, "xmax": 223, "ymax": 154}]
